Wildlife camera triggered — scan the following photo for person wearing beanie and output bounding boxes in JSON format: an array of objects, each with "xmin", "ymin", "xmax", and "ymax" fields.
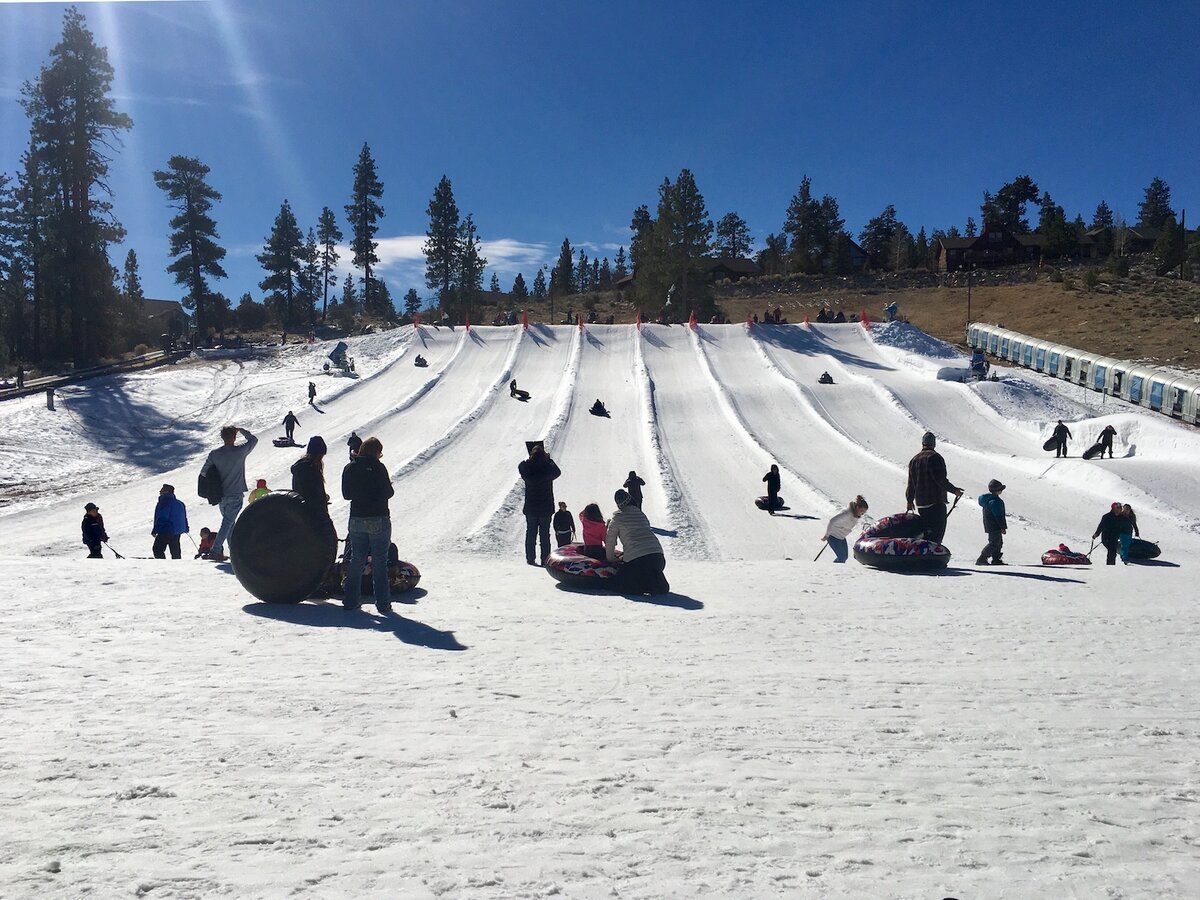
[
  {"xmin": 1092, "ymin": 502, "xmax": 1125, "ymax": 566},
  {"xmin": 605, "ymin": 489, "xmax": 669, "ymax": 595},
  {"xmin": 347, "ymin": 431, "xmax": 362, "ymax": 460},
  {"xmin": 151, "ymin": 484, "xmax": 190, "ymax": 559},
  {"xmin": 81, "ymin": 502, "xmax": 108, "ymax": 558},
  {"xmin": 905, "ymin": 432, "xmax": 962, "ymax": 543},
  {"xmin": 291, "ymin": 436, "xmax": 332, "ymax": 513},
  {"xmin": 976, "ymin": 479, "xmax": 1007, "ymax": 565},
  {"xmin": 518, "ymin": 442, "xmax": 561, "ymax": 566}
]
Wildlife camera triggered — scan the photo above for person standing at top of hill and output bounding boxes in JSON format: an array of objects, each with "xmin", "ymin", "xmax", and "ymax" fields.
[
  {"xmin": 1098, "ymin": 424, "xmax": 1117, "ymax": 459},
  {"xmin": 282, "ymin": 410, "xmax": 300, "ymax": 443},
  {"xmin": 623, "ymin": 470, "xmax": 645, "ymax": 509},
  {"xmin": 518, "ymin": 443, "xmax": 561, "ymax": 566},
  {"xmin": 1052, "ymin": 419, "xmax": 1072, "ymax": 458},
  {"xmin": 762, "ymin": 464, "xmax": 781, "ymax": 515},
  {"xmin": 307, "ymin": 381, "xmax": 317, "ymax": 405},
  {"xmin": 201, "ymin": 425, "xmax": 258, "ymax": 562},
  {"xmin": 905, "ymin": 432, "xmax": 962, "ymax": 544}
]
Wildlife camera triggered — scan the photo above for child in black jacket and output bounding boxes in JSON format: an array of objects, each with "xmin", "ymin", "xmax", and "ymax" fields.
[{"xmin": 81, "ymin": 502, "xmax": 108, "ymax": 558}]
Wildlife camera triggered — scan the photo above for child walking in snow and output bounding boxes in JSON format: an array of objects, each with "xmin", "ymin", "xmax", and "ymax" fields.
[
  {"xmin": 81, "ymin": 502, "xmax": 108, "ymax": 558},
  {"xmin": 976, "ymin": 479, "xmax": 1007, "ymax": 565},
  {"xmin": 822, "ymin": 496, "xmax": 868, "ymax": 563},
  {"xmin": 553, "ymin": 501, "xmax": 577, "ymax": 547}
]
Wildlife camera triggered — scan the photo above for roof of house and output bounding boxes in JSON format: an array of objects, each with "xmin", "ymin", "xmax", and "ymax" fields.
[
  {"xmin": 936, "ymin": 237, "xmax": 976, "ymax": 250},
  {"xmin": 1128, "ymin": 226, "xmax": 1163, "ymax": 240},
  {"xmin": 1014, "ymin": 233, "xmax": 1043, "ymax": 247},
  {"xmin": 141, "ymin": 298, "xmax": 190, "ymax": 320},
  {"xmin": 696, "ymin": 257, "xmax": 761, "ymax": 275}
]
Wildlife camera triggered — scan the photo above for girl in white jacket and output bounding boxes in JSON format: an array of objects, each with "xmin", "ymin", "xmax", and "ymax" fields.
[{"xmin": 822, "ymin": 495, "xmax": 869, "ymax": 563}]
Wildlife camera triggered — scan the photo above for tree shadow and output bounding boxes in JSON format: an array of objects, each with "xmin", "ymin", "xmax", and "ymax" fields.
[
  {"xmin": 468, "ymin": 328, "xmax": 487, "ymax": 346},
  {"xmin": 584, "ymin": 329, "xmax": 605, "ymax": 349},
  {"xmin": 754, "ymin": 324, "xmax": 894, "ymax": 372},
  {"xmin": 243, "ymin": 600, "xmax": 466, "ymax": 651},
  {"xmin": 552, "ymin": 582, "xmax": 703, "ymax": 610}
]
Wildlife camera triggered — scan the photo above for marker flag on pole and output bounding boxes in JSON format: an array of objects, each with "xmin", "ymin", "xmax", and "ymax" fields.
[
  {"xmin": 688, "ymin": 310, "xmax": 697, "ymax": 330},
  {"xmin": 465, "ymin": 312, "xmax": 470, "ymax": 331},
  {"xmin": 636, "ymin": 310, "xmax": 642, "ymax": 330},
  {"xmin": 746, "ymin": 313, "xmax": 753, "ymax": 328},
  {"xmin": 578, "ymin": 313, "xmax": 583, "ymax": 331},
  {"xmin": 521, "ymin": 309, "xmax": 529, "ymax": 331},
  {"xmin": 414, "ymin": 311, "xmax": 421, "ymax": 328},
  {"xmin": 860, "ymin": 308, "xmax": 870, "ymax": 328},
  {"xmin": 803, "ymin": 312, "xmax": 809, "ymax": 326}
]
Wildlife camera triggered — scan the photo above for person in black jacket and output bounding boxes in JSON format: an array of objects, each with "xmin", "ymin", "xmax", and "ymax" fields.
[
  {"xmin": 346, "ymin": 431, "xmax": 362, "ymax": 460},
  {"xmin": 762, "ymin": 464, "xmax": 781, "ymax": 515},
  {"xmin": 1092, "ymin": 502, "xmax": 1124, "ymax": 565},
  {"xmin": 518, "ymin": 443, "xmax": 561, "ymax": 565},
  {"xmin": 81, "ymin": 502, "xmax": 108, "ymax": 558},
  {"xmin": 282, "ymin": 410, "xmax": 300, "ymax": 444},
  {"xmin": 1098, "ymin": 424, "xmax": 1117, "ymax": 459},
  {"xmin": 1053, "ymin": 419, "xmax": 1073, "ymax": 458},
  {"xmin": 341, "ymin": 437, "xmax": 395, "ymax": 611},
  {"xmin": 552, "ymin": 501, "xmax": 576, "ymax": 547},
  {"xmin": 623, "ymin": 470, "xmax": 645, "ymax": 509},
  {"xmin": 291, "ymin": 436, "xmax": 330, "ymax": 513}
]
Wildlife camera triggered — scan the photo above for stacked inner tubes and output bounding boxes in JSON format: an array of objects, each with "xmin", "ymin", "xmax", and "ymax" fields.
[
  {"xmin": 545, "ymin": 543, "xmax": 620, "ymax": 590},
  {"xmin": 853, "ymin": 512, "xmax": 951, "ymax": 572},
  {"xmin": 230, "ymin": 492, "xmax": 339, "ymax": 603}
]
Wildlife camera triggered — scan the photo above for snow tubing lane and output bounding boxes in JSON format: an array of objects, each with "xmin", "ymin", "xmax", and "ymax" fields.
[
  {"xmin": 229, "ymin": 492, "xmax": 338, "ymax": 604},
  {"xmin": 853, "ymin": 512, "xmax": 950, "ymax": 571},
  {"xmin": 1042, "ymin": 547, "xmax": 1092, "ymax": 565},
  {"xmin": 545, "ymin": 543, "xmax": 621, "ymax": 590},
  {"xmin": 755, "ymin": 495, "xmax": 785, "ymax": 511}
]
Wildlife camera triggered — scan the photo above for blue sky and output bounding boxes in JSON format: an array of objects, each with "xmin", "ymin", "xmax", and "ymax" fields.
[{"xmin": 2, "ymin": 0, "xmax": 1197, "ymax": 304}]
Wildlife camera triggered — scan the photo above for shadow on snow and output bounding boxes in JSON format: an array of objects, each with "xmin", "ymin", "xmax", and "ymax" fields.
[{"xmin": 242, "ymin": 599, "xmax": 467, "ymax": 651}]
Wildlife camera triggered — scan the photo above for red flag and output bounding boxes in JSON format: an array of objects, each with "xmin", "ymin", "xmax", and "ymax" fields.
[
  {"xmin": 577, "ymin": 313, "xmax": 583, "ymax": 331},
  {"xmin": 414, "ymin": 311, "xmax": 421, "ymax": 328},
  {"xmin": 746, "ymin": 313, "xmax": 753, "ymax": 328},
  {"xmin": 465, "ymin": 312, "xmax": 470, "ymax": 331},
  {"xmin": 688, "ymin": 310, "xmax": 697, "ymax": 330},
  {"xmin": 860, "ymin": 308, "xmax": 870, "ymax": 328},
  {"xmin": 803, "ymin": 312, "xmax": 810, "ymax": 326},
  {"xmin": 521, "ymin": 309, "xmax": 528, "ymax": 331},
  {"xmin": 636, "ymin": 310, "xmax": 642, "ymax": 330}
]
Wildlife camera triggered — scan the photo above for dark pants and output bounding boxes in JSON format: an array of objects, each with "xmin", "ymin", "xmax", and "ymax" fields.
[
  {"xmin": 1103, "ymin": 539, "xmax": 1118, "ymax": 565},
  {"xmin": 1100, "ymin": 439, "xmax": 1113, "ymax": 458},
  {"xmin": 1056, "ymin": 439, "xmax": 1068, "ymax": 458},
  {"xmin": 85, "ymin": 543, "xmax": 103, "ymax": 559},
  {"xmin": 153, "ymin": 534, "xmax": 182, "ymax": 559},
  {"xmin": 978, "ymin": 530, "xmax": 1003, "ymax": 564},
  {"xmin": 285, "ymin": 426, "xmax": 295, "ymax": 442},
  {"xmin": 612, "ymin": 553, "xmax": 669, "ymax": 595},
  {"xmin": 916, "ymin": 503, "xmax": 948, "ymax": 544},
  {"xmin": 767, "ymin": 487, "xmax": 778, "ymax": 513},
  {"xmin": 554, "ymin": 530, "xmax": 573, "ymax": 548},
  {"xmin": 525, "ymin": 514, "xmax": 551, "ymax": 564},
  {"xmin": 581, "ymin": 544, "xmax": 607, "ymax": 560}
]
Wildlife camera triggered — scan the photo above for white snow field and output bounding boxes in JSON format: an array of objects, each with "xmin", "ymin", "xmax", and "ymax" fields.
[{"xmin": 1, "ymin": 322, "xmax": 1199, "ymax": 898}]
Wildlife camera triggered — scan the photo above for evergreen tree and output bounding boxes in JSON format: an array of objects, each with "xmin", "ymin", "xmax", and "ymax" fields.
[
  {"xmin": 511, "ymin": 272, "xmax": 528, "ymax": 299},
  {"xmin": 714, "ymin": 211, "xmax": 751, "ymax": 258},
  {"xmin": 576, "ymin": 249, "xmax": 590, "ymax": 293},
  {"xmin": 1091, "ymin": 200, "xmax": 1114, "ymax": 230},
  {"xmin": 340, "ymin": 272, "xmax": 358, "ymax": 313},
  {"xmin": 914, "ymin": 227, "xmax": 930, "ymax": 271},
  {"xmin": 257, "ymin": 200, "xmax": 304, "ymax": 325},
  {"xmin": 859, "ymin": 204, "xmax": 899, "ymax": 268},
  {"xmin": 345, "ymin": 143, "xmax": 384, "ymax": 306},
  {"xmin": 371, "ymin": 278, "xmax": 394, "ymax": 320},
  {"xmin": 1153, "ymin": 214, "xmax": 1186, "ymax": 270},
  {"xmin": 888, "ymin": 223, "xmax": 912, "ymax": 271},
  {"xmin": 965, "ymin": 216, "xmax": 977, "ymax": 238},
  {"xmin": 980, "ymin": 176, "xmax": 1040, "ymax": 232},
  {"xmin": 0, "ymin": 176, "xmax": 27, "ymax": 360},
  {"xmin": 613, "ymin": 246, "xmax": 628, "ymax": 279},
  {"xmin": 21, "ymin": 6, "xmax": 132, "ymax": 362},
  {"xmin": 316, "ymin": 206, "xmax": 342, "ymax": 322},
  {"xmin": 599, "ymin": 258, "xmax": 612, "ymax": 290},
  {"xmin": 592, "ymin": 258, "xmax": 601, "ymax": 291},
  {"xmin": 489, "ymin": 272, "xmax": 501, "ymax": 293},
  {"xmin": 551, "ymin": 238, "xmax": 575, "ymax": 296},
  {"xmin": 1137, "ymin": 177, "xmax": 1173, "ymax": 229},
  {"xmin": 783, "ymin": 176, "xmax": 843, "ymax": 273},
  {"xmin": 118, "ymin": 248, "xmax": 144, "ymax": 343},
  {"xmin": 423, "ymin": 175, "xmax": 461, "ymax": 309},
  {"xmin": 755, "ymin": 233, "xmax": 789, "ymax": 276},
  {"xmin": 403, "ymin": 287, "xmax": 421, "ymax": 318},
  {"xmin": 660, "ymin": 169, "xmax": 713, "ymax": 302},
  {"xmin": 1038, "ymin": 192, "xmax": 1073, "ymax": 258},
  {"xmin": 456, "ymin": 214, "xmax": 486, "ymax": 315},
  {"xmin": 297, "ymin": 228, "xmax": 321, "ymax": 324},
  {"xmin": 532, "ymin": 268, "xmax": 547, "ymax": 299},
  {"xmin": 235, "ymin": 291, "xmax": 268, "ymax": 330},
  {"xmin": 628, "ymin": 206, "xmax": 653, "ymax": 274},
  {"xmin": 828, "ymin": 232, "xmax": 855, "ymax": 275},
  {"xmin": 153, "ymin": 155, "xmax": 226, "ymax": 337}
]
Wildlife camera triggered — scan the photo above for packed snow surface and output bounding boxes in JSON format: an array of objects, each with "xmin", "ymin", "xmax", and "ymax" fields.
[{"xmin": 2, "ymin": 322, "xmax": 1198, "ymax": 897}]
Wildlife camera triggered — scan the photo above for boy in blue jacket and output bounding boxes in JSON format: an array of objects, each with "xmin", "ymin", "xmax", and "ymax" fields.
[
  {"xmin": 976, "ymin": 479, "xmax": 1007, "ymax": 565},
  {"xmin": 152, "ymin": 483, "xmax": 190, "ymax": 559}
]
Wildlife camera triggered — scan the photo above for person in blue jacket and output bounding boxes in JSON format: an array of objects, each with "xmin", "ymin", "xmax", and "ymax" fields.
[
  {"xmin": 151, "ymin": 483, "xmax": 190, "ymax": 559},
  {"xmin": 976, "ymin": 479, "xmax": 1007, "ymax": 565}
]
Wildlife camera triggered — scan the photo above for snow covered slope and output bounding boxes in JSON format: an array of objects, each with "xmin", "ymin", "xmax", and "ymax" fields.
[{"xmin": 1, "ymin": 321, "xmax": 1198, "ymax": 897}]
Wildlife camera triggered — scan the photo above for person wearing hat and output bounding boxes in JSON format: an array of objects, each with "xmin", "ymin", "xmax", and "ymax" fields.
[
  {"xmin": 291, "ymin": 437, "xmax": 331, "ymax": 517},
  {"xmin": 347, "ymin": 431, "xmax": 362, "ymax": 461},
  {"xmin": 905, "ymin": 432, "xmax": 963, "ymax": 543},
  {"xmin": 605, "ymin": 489, "xmax": 669, "ymax": 595},
  {"xmin": 341, "ymin": 436, "xmax": 395, "ymax": 611},
  {"xmin": 518, "ymin": 442, "xmax": 561, "ymax": 566},
  {"xmin": 248, "ymin": 479, "xmax": 271, "ymax": 503},
  {"xmin": 976, "ymin": 479, "xmax": 1007, "ymax": 566},
  {"xmin": 1092, "ymin": 502, "xmax": 1126, "ymax": 566},
  {"xmin": 151, "ymin": 484, "xmax": 190, "ymax": 560},
  {"xmin": 81, "ymin": 502, "xmax": 108, "ymax": 558}
]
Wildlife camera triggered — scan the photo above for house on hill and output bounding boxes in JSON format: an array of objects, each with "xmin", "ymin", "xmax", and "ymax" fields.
[
  {"xmin": 139, "ymin": 298, "xmax": 190, "ymax": 347},
  {"xmin": 935, "ymin": 228, "xmax": 1042, "ymax": 272},
  {"xmin": 696, "ymin": 257, "xmax": 762, "ymax": 283}
]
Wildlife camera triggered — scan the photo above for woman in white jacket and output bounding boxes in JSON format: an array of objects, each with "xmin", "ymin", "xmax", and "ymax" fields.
[
  {"xmin": 822, "ymin": 495, "xmax": 869, "ymax": 563},
  {"xmin": 605, "ymin": 489, "xmax": 669, "ymax": 595}
]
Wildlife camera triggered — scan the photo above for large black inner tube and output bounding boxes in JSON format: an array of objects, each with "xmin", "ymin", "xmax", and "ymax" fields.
[{"xmin": 230, "ymin": 491, "xmax": 338, "ymax": 603}]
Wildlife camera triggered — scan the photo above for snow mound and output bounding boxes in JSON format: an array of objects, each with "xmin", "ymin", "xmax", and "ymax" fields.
[{"xmin": 870, "ymin": 321, "xmax": 962, "ymax": 360}]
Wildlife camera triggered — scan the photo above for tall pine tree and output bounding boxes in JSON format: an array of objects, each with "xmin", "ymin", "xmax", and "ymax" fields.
[
  {"xmin": 714, "ymin": 211, "xmax": 751, "ymax": 258},
  {"xmin": 345, "ymin": 143, "xmax": 384, "ymax": 307},
  {"xmin": 423, "ymin": 175, "xmax": 461, "ymax": 310},
  {"xmin": 316, "ymin": 206, "xmax": 342, "ymax": 322},
  {"xmin": 257, "ymin": 200, "xmax": 304, "ymax": 325},
  {"xmin": 532, "ymin": 268, "xmax": 547, "ymax": 298},
  {"xmin": 153, "ymin": 155, "xmax": 226, "ymax": 338},
  {"xmin": 1137, "ymin": 178, "xmax": 1173, "ymax": 229},
  {"xmin": 551, "ymin": 238, "xmax": 575, "ymax": 296},
  {"xmin": 403, "ymin": 288, "xmax": 421, "ymax": 317},
  {"xmin": 512, "ymin": 272, "xmax": 528, "ymax": 299},
  {"xmin": 456, "ymin": 215, "xmax": 486, "ymax": 316}
]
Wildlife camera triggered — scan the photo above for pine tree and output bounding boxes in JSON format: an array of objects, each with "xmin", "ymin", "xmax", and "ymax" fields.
[
  {"xmin": 576, "ymin": 249, "xmax": 590, "ymax": 293},
  {"xmin": 257, "ymin": 200, "xmax": 304, "ymax": 325},
  {"xmin": 511, "ymin": 272, "xmax": 528, "ymax": 299},
  {"xmin": 489, "ymin": 272, "xmax": 501, "ymax": 293},
  {"xmin": 340, "ymin": 272, "xmax": 357, "ymax": 312},
  {"xmin": 914, "ymin": 227, "xmax": 930, "ymax": 271},
  {"xmin": 591, "ymin": 258, "xmax": 601, "ymax": 291},
  {"xmin": 599, "ymin": 258, "xmax": 612, "ymax": 290},
  {"xmin": 613, "ymin": 246, "xmax": 627, "ymax": 279},
  {"xmin": 423, "ymin": 175, "xmax": 461, "ymax": 309},
  {"xmin": 345, "ymin": 143, "xmax": 384, "ymax": 305},
  {"xmin": 1091, "ymin": 200, "xmax": 1114, "ymax": 230},
  {"xmin": 118, "ymin": 248, "xmax": 144, "ymax": 342},
  {"xmin": 1137, "ymin": 178, "xmax": 1173, "ymax": 229},
  {"xmin": 859, "ymin": 205, "xmax": 899, "ymax": 268},
  {"xmin": 532, "ymin": 268, "xmax": 547, "ymax": 298},
  {"xmin": 297, "ymin": 228, "xmax": 321, "ymax": 324},
  {"xmin": 1038, "ymin": 193, "xmax": 1072, "ymax": 258},
  {"xmin": 660, "ymin": 169, "xmax": 712, "ymax": 302},
  {"xmin": 316, "ymin": 206, "xmax": 342, "ymax": 322},
  {"xmin": 755, "ymin": 233, "xmax": 789, "ymax": 276},
  {"xmin": 1153, "ymin": 214, "xmax": 1186, "ymax": 271},
  {"xmin": 403, "ymin": 288, "xmax": 421, "ymax": 318},
  {"xmin": 888, "ymin": 223, "xmax": 912, "ymax": 271},
  {"xmin": 628, "ymin": 206, "xmax": 653, "ymax": 274},
  {"xmin": 714, "ymin": 212, "xmax": 751, "ymax": 258},
  {"xmin": 965, "ymin": 216, "xmax": 977, "ymax": 238},
  {"xmin": 980, "ymin": 176, "xmax": 1040, "ymax": 232},
  {"xmin": 21, "ymin": 7, "xmax": 132, "ymax": 362},
  {"xmin": 783, "ymin": 176, "xmax": 843, "ymax": 273},
  {"xmin": 551, "ymin": 238, "xmax": 574, "ymax": 296},
  {"xmin": 153, "ymin": 155, "xmax": 227, "ymax": 338},
  {"xmin": 456, "ymin": 214, "xmax": 486, "ymax": 315},
  {"xmin": 234, "ymin": 291, "xmax": 268, "ymax": 331}
]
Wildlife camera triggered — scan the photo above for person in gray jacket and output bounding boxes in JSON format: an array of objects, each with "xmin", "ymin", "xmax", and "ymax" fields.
[
  {"xmin": 605, "ymin": 489, "xmax": 669, "ymax": 595},
  {"xmin": 200, "ymin": 425, "xmax": 258, "ymax": 561}
]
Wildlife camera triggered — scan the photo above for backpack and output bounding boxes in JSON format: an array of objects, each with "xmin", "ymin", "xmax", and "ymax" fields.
[{"xmin": 198, "ymin": 463, "xmax": 222, "ymax": 506}]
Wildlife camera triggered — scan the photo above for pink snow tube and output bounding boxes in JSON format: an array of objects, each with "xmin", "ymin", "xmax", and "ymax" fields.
[
  {"xmin": 852, "ymin": 512, "xmax": 951, "ymax": 571},
  {"xmin": 545, "ymin": 543, "xmax": 621, "ymax": 589},
  {"xmin": 1041, "ymin": 544, "xmax": 1091, "ymax": 566}
]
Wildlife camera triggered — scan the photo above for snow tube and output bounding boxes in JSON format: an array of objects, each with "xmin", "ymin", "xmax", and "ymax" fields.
[
  {"xmin": 1041, "ymin": 544, "xmax": 1091, "ymax": 565},
  {"xmin": 339, "ymin": 542, "xmax": 421, "ymax": 595},
  {"xmin": 852, "ymin": 512, "xmax": 950, "ymax": 571},
  {"xmin": 545, "ymin": 543, "xmax": 620, "ymax": 590},
  {"xmin": 1082, "ymin": 441, "xmax": 1105, "ymax": 460},
  {"xmin": 755, "ymin": 495, "xmax": 785, "ymax": 511},
  {"xmin": 230, "ymin": 491, "xmax": 338, "ymax": 604},
  {"xmin": 1042, "ymin": 436, "xmax": 1059, "ymax": 452},
  {"xmin": 1128, "ymin": 538, "xmax": 1161, "ymax": 561}
]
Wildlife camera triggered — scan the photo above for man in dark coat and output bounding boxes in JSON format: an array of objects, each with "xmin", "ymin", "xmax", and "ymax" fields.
[
  {"xmin": 341, "ymin": 436, "xmax": 395, "ymax": 611},
  {"xmin": 1053, "ymin": 419, "xmax": 1072, "ymax": 458},
  {"xmin": 1098, "ymin": 424, "xmax": 1117, "ymax": 459},
  {"xmin": 905, "ymin": 432, "xmax": 963, "ymax": 543},
  {"xmin": 762, "ymin": 464, "xmax": 781, "ymax": 515},
  {"xmin": 1092, "ymin": 502, "xmax": 1125, "ymax": 565},
  {"xmin": 282, "ymin": 410, "xmax": 300, "ymax": 443},
  {"xmin": 347, "ymin": 431, "xmax": 362, "ymax": 460},
  {"xmin": 623, "ymin": 470, "xmax": 645, "ymax": 509},
  {"xmin": 82, "ymin": 502, "xmax": 108, "ymax": 558},
  {"xmin": 518, "ymin": 443, "xmax": 561, "ymax": 566},
  {"xmin": 151, "ymin": 484, "xmax": 189, "ymax": 559}
]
